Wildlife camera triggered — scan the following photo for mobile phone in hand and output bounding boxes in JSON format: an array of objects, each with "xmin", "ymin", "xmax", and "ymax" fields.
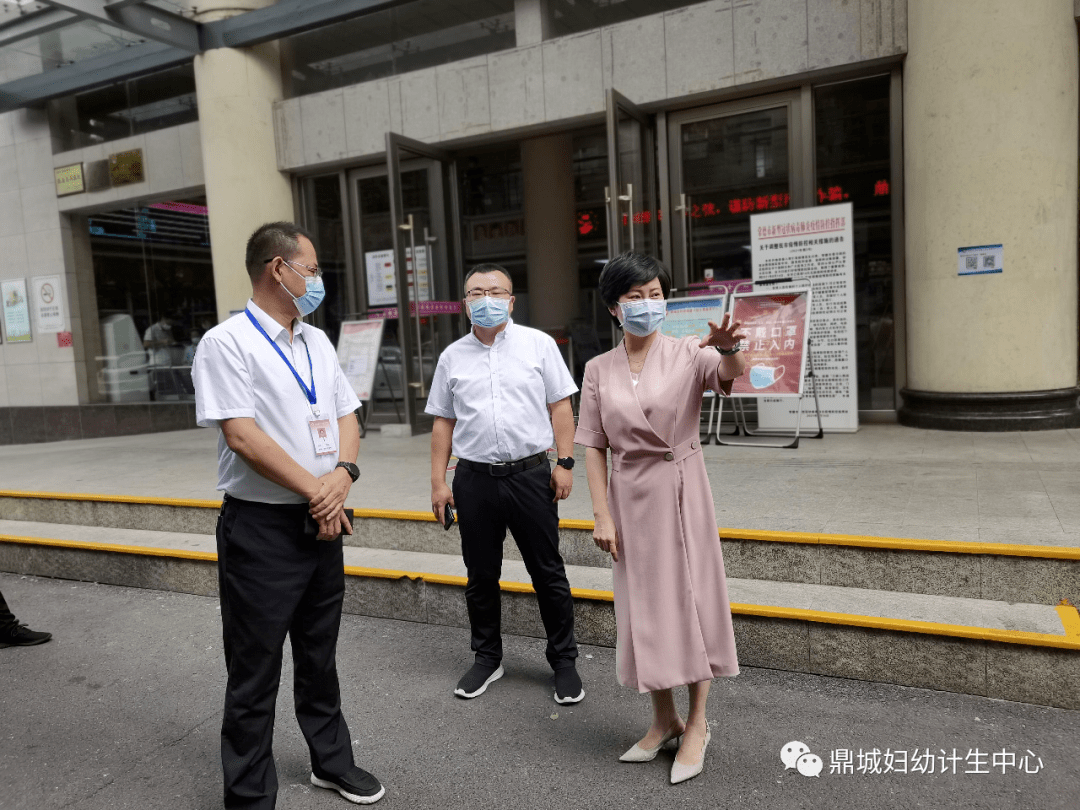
[{"xmin": 443, "ymin": 503, "xmax": 455, "ymax": 530}]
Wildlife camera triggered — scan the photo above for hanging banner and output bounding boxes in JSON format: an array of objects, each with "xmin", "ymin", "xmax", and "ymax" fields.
[
  {"xmin": 1, "ymin": 278, "xmax": 32, "ymax": 343},
  {"xmin": 661, "ymin": 294, "xmax": 727, "ymax": 341},
  {"xmin": 31, "ymin": 275, "xmax": 65, "ymax": 333},
  {"xmin": 337, "ymin": 319, "xmax": 385, "ymax": 402},
  {"xmin": 364, "ymin": 247, "xmax": 431, "ymax": 307},
  {"xmin": 751, "ymin": 202, "xmax": 857, "ymax": 431},
  {"xmin": 729, "ymin": 290, "xmax": 811, "ymax": 397}
]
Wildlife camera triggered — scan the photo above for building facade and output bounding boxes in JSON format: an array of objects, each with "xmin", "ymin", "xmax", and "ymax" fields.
[{"xmin": 0, "ymin": 0, "xmax": 1075, "ymax": 440}]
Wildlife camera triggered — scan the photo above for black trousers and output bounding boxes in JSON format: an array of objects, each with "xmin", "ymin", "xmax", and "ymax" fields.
[
  {"xmin": 216, "ymin": 496, "xmax": 354, "ymax": 810},
  {"xmin": 452, "ymin": 459, "xmax": 577, "ymax": 670},
  {"xmin": 0, "ymin": 588, "xmax": 16, "ymax": 630}
]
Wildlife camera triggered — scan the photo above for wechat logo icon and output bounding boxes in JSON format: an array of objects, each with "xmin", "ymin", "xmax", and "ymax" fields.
[{"xmin": 781, "ymin": 741, "xmax": 823, "ymax": 777}]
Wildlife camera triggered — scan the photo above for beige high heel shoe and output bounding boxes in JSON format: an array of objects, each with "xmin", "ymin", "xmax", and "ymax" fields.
[
  {"xmin": 670, "ymin": 720, "xmax": 711, "ymax": 784},
  {"xmin": 619, "ymin": 721, "xmax": 684, "ymax": 763}
]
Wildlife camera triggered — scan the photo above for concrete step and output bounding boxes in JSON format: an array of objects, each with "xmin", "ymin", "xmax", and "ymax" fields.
[
  {"xmin": 2, "ymin": 491, "xmax": 1077, "ymax": 607},
  {"xmin": 1, "ymin": 517, "xmax": 1078, "ymax": 710}
]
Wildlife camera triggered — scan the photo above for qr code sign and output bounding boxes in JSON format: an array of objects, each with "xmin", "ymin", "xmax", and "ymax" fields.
[
  {"xmin": 965, "ymin": 256, "xmax": 978, "ymax": 270},
  {"xmin": 983, "ymin": 255, "xmax": 995, "ymax": 269}
]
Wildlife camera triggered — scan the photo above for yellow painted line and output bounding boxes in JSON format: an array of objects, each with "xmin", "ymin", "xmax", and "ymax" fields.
[
  {"xmin": 0, "ymin": 534, "xmax": 216, "ymax": 562},
  {"xmin": 0, "ymin": 490, "xmax": 221, "ymax": 509},
  {"xmin": 3, "ymin": 491, "xmax": 1080, "ymax": 560},
  {"xmin": 2, "ymin": 534, "xmax": 1076, "ymax": 650},
  {"xmin": 1056, "ymin": 605, "xmax": 1080, "ymax": 639}
]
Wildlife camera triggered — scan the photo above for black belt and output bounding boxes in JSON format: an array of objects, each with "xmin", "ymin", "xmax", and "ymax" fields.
[{"xmin": 457, "ymin": 452, "xmax": 547, "ymax": 477}]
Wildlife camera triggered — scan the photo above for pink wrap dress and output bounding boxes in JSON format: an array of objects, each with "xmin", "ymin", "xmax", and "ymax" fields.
[{"xmin": 574, "ymin": 333, "xmax": 740, "ymax": 692}]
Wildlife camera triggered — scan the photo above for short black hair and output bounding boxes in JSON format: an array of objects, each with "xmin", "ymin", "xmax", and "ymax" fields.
[
  {"xmin": 464, "ymin": 263, "xmax": 514, "ymax": 293},
  {"xmin": 598, "ymin": 252, "xmax": 671, "ymax": 327},
  {"xmin": 245, "ymin": 221, "xmax": 316, "ymax": 281}
]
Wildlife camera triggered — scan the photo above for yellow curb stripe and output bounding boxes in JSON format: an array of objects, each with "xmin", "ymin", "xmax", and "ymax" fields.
[
  {"xmin": 3, "ymin": 490, "xmax": 1079, "ymax": 560},
  {"xmin": 1056, "ymin": 605, "xmax": 1080, "ymax": 639},
  {"xmin": 1, "ymin": 534, "xmax": 1075, "ymax": 650},
  {"xmin": 0, "ymin": 490, "xmax": 222, "ymax": 509}
]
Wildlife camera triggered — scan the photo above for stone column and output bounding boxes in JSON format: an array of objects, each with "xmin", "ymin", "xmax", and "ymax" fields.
[
  {"xmin": 514, "ymin": 0, "xmax": 551, "ymax": 47},
  {"xmin": 899, "ymin": 0, "xmax": 1080, "ymax": 430},
  {"xmin": 522, "ymin": 133, "xmax": 579, "ymax": 329},
  {"xmin": 190, "ymin": 0, "xmax": 295, "ymax": 324}
]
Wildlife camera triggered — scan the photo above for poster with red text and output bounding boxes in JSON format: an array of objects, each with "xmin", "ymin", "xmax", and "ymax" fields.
[
  {"xmin": 730, "ymin": 291, "xmax": 810, "ymax": 398},
  {"xmin": 750, "ymin": 203, "xmax": 857, "ymax": 432}
]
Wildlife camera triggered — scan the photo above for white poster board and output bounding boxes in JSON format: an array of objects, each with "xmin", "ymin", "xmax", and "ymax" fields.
[
  {"xmin": 31, "ymin": 275, "xmax": 65, "ymax": 333},
  {"xmin": 364, "ymin": 247, "xmax": 430, "ymax": 307},
  {"xmin": 750, "ymin": 202, "xmax": 857, "ymax": 432},
  {"xmin": 1, "ymin": 278, "xmax": 32, "ymax": 343},
  {"xmin": 337, "ymin": 319, "xmax": 385, "ymax": 402},
  {"xmin": 661, "ymin": 294, "xmax": 727, "ymax": 341}
]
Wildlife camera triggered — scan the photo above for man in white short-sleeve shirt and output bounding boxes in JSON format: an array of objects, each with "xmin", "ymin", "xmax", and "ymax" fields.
[
  {"xmin": 427, "ymin": 263, "xmax": 584, "ymax": 705},
  {"xmin": 192, "ymin": 222, "xmax": 384, "ymax": 808}
]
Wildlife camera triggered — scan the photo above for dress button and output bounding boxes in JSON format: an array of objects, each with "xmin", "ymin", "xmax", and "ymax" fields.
[
  {"xmin": 691, "ymin": 440, "xmax": 698, "ymax": 449},
  {"xmin": 664, "ymin": 451, "xmax": 674, "ymax": 461}
]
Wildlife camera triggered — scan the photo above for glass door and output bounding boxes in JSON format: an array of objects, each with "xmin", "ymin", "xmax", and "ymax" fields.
[
  {"xmin": 606, "ymin": 89, "xmax": 658, "ymax": 259},
  {"xmin": 667, "ymin": 91, "xmax": 805, "ymax": 289},
  {"xmin": 385, "ymin": 132, "xmax": 463, "ymax": 434}
]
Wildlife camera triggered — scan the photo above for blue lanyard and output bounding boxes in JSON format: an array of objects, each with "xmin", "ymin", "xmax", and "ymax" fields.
[{"xmin": 245, "ymin": 309, "xmax": 316, "ymax": 406}]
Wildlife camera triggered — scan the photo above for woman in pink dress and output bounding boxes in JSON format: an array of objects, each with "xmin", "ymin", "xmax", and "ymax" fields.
[{"xmin": 575, "ymin": 252, "xmax": 746, "ymax": 785}]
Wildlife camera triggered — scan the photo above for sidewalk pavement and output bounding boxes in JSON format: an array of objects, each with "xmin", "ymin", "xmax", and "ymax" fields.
[
  {"xmin": 1, "ymin": 423, "xmax": 1079, "ymax": 546},
  {"xmin": 2, "ymin": 572, "xmax": 1078, "ymax": 810}
]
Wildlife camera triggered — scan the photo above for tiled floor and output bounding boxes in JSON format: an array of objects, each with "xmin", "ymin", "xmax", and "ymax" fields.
[{"xmin": 1, "ymin": 423, "xmax": 1079, "ymax": 547}]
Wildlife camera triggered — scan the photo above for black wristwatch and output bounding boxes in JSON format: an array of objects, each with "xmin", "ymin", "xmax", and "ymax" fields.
[
  {"xmin": 718, "ymin": 344, "xmax": 741, "ymax": 356},
  {"xmin": 556, "ymin": 457, "xmax": 575, "ymax": 470},
  {"xmin": 335, "ymin": 461, "xmax": 360, "ymax": 482}
]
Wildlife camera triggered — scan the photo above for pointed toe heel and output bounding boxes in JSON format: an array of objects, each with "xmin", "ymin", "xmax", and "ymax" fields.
[
  {"xmin": 670, "ymin": 721, "xmax": 712, "ymax": 785},
  {"xmin": 619, "ymin": 722, "xmax": 684, "ymax": 763}
]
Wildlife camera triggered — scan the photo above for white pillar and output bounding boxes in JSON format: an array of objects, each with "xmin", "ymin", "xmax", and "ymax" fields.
[
  {"xmin": 191, "ymin": 0, "xmax": 296, "ymax": 324},
  {"xmin": 900, "ymin": 0, "xmax": 1080, "ymax": 429}
]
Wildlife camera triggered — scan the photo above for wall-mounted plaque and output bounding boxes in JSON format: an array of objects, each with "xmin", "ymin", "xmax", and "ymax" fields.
[
  {"xmin": 54, "ymin": 163, "xmax": 85, "ymax": 197},
  {"xmin": 85, "ymin": 159, "xmax": 111, "ymax": 192},
  {"xmin": 109, "ymin": 148, "xmax": 144, "ymax": 187}
]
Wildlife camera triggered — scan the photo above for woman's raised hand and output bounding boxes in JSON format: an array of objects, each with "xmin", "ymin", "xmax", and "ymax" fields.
[
  {"xmin": 700, "ymin": 313, "xmax": 747, "ymax": 351},
  {"xmin": 593, "ymin": 514, "xmax": 620, "ymax": 562}
]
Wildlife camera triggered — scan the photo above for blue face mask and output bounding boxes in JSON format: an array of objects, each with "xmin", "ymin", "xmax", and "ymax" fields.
[
  {"xmin": 618, "ymin": 299, "xmax": 666, "ymax": 337},
  {"xmin": 281, "ymin": 262, "xmax": 325, "ymax": 317},
  {"xmin": 468, "ymin": 296, "xmax": 511, "ymax": 329}
]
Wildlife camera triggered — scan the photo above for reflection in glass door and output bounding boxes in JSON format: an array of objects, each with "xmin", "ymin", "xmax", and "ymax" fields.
[
  {"xmin": 669, "ymin": 93, "xmax": 803, "ymax": 288},
  {"xmin": 606, "ymin": 89, "xmax": 658, "ymax": 259}
]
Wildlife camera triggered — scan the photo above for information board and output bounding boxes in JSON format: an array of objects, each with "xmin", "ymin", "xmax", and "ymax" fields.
[
  {"xmin": 661, "ymin": 294, "xmax": 727, "ymax": 341},
  {"xmin": 1, "ymin": 278, "xmax": 32, "ymax": 343},
  {"xmin": 750, "ymin": 203, "xmax": 857, "ymax": 431},
  {"xmin": 729, "ymin": 290, "xmax": 811, "ymax": 398},
  {"xmin": 337, "ymin": 319, "xmax": 385, "ymax": 402},
  {"xmin": 365, "ymin": 247, "xmax": 431, "ymax": 307},
  {"xmin": 31, "ymin": 275, "xmax": 65, "ymax": 333}
]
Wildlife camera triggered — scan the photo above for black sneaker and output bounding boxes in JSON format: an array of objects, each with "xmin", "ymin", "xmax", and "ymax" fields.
[
  {"xmin": 0, "ymin": 623, "xmax": 51, "ymax": 648},
  {"xmin": 554, "ymin": 666, "xmax": 584, "ymax": 704},
  {"xmin": 310, "ymin": 766, "xmax": 385, "ymax": 805},
  {"xmin": 454, "ymin": 662, "xmax": 504, "ymax": 699}
]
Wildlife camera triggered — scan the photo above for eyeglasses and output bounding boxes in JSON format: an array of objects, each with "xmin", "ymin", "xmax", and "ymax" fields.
[
  {"xmin": 465, "ymin": 287, "xmax": 511, "ymax": 300},
  {"xmin": 264, "ymin": 258, "xmax": 322, "ymax": 278}
]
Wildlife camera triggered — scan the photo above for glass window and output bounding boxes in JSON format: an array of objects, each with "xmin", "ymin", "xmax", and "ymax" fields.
[
  {"xmin": 89, "ymin": 197, "xmax": 215, "ymax": 403},
  {"xmin": 458, "ymin": 146, "xmax": 526, "ymax": 291},
  {"xmin": 550, "ymin": 0, "xmax": 714, "ymax": 38},
  {"xmin": 0, "ymin": 16, "xmax": 144, "ymax": 85},
  {"xmin": 50, "ymin": 63, "xmax": 198, "ymax": 152},
  {"xmin": 282, "ymin": 0, "xmax": 516, "ymax": 99},
  {"xmin": 814, "ymin": 74, "xmax": 894, "ymax": 410},
  {"xmin": 306, "ymin": 175, "xmax": 350, "ymax": 346}
]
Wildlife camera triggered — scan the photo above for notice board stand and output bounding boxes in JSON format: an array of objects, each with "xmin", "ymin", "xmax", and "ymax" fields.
[
  {"xmin": 717, "ymin": 281, "xmax": 823, "ymax": 449},
  {"xmin": 337, "ymin": 319, "xmax": 386, "ymax": 438}
]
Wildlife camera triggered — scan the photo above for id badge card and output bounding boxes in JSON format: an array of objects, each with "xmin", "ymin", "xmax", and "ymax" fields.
[{"xmin": 309, "ymin": 418, "xmax": 337, "ymax": 456}]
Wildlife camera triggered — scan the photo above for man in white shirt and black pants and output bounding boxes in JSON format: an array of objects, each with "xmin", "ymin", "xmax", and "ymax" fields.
[
  {"xmin": 193, "ymin": 222, "xmax": 384, "ymax": 808},
  {"xmin": 428, "ymin": 264, "xmax": 584, "ymax": 705}
]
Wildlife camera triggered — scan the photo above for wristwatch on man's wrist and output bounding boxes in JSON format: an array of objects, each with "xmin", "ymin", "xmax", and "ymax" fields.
[
  {"xmin": 335, "ymin": 461, "xmax": 360, "ymax": 482},
  {"xmin": 556, "ymin": 457, "xmax": 575, "ymax": 470}
]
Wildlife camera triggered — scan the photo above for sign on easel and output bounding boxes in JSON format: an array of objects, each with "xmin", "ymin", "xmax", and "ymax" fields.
[
  {"xmin": 750, "ymin": 203, "xmax": 857, "ymax": 432},
  {"xmin": 729, "ymin": 290, "xmax": 811, "ymax": 398},
  {"xmin": 661, "ymin": 293, "xmax": 727, "ymax": 341},
  {"xmin": 337, "ymin": 319, "xmax": 385, "ymax": 402}
]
